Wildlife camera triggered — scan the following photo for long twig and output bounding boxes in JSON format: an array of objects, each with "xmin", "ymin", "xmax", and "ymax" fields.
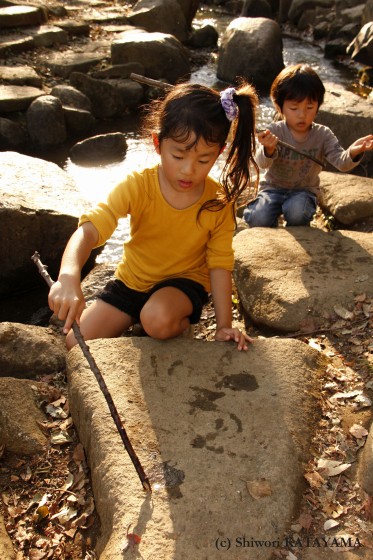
[
  {"xmin": 129, "ymin": 72, "xmax": 326, "ymax": 168},
  {"xmin": 31, "ymin": 252, "xmax": 151, "ymax": 493}
]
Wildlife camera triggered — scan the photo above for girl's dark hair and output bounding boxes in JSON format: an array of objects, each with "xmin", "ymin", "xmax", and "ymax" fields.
[
  {"xmin": 271, "ymin": 64, "xmax": 325, "ymax": 112},
  {"xmin": 142, "ymin": 81, "xmax": 259, "ymax": 220}
]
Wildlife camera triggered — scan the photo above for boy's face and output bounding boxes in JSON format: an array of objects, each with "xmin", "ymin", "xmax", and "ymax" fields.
[{"xmin": 281, "ymin": 97, "xmax": 319, "ymax": 137}]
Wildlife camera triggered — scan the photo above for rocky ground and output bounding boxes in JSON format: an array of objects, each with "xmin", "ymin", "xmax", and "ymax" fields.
[{"xmin": 0, "ymin": 255, "xmax": 372, "ymax": 559}]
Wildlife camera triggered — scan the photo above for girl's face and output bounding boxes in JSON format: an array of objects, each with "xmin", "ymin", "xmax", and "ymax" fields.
[
  {"xmin": 281, "ymin": 97, "xmax": 318, "ymax": 138},
  {"xmin": 153, "ymin": 132, "xmax": 221, "ymax": 205}
]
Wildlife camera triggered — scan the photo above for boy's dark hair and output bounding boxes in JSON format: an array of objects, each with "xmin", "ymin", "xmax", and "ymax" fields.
[
  {"xmin": 271, "ymin": 64, "xmax": 325, "ymax": 112},
  {"xmin": 142, "ymin": 81, "xmax": 259, "ymax": 219}
]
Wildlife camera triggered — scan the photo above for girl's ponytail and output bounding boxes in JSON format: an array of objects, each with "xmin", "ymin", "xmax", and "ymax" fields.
[{"xmin": 222, "ymin": 82, "xmax": 259, "ymax": 208}]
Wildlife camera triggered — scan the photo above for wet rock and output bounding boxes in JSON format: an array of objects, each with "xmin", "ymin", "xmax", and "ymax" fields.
[
  {"xmin": 188, "ymin": 24, "xmax": 218, "ymax": 48},
  {"xmin": 111, "ymin": 28, "xmax": 191, "ymax": 84},
  {"xmin": 50, "ymin": 84, "xmax": 92, "ymax": 111},
  {"xmin": 319, "ymin": 171, "xmax": 373, "ymax": 225},
  {"xmin": 233, "ymin": 227, "xmax": 373, "ymax": 332},
  {"xmin": 0, "ymin": 322, "xmax": 66, "ymax": 378},
  {"xmin": 0, "ymin": 378, "xmax": 49, "ymax": 455},
  {"xmin": 46, "ymin": 51, "xmax": 107, "ymax": 79},
  {"xmin": 69, "ymin": 72, "xmax": 126, "ymax": 118},
  {"xmin": 128, "ymin": 0, "xmax": 189, "ymax": 42},
  {"xmin": 26, "ymin": 94, "xmax": 67, "ymax": 146},
  {"xmin": 63, "ymin": 105, "xmax": 95, "ymax": 137},
  {"xmin": 0, "ymin": 151, "xmax": 95, "ymax": 296},
  {"xmin": 0, "ymin": 65, "xmax": 42, "ymax": 87},
  {"xmin": 0, "ymin": 84, "xmax": 43, "ymax": 113},
  {"xmin": 347, "ymin": 22, "xmax": 373, "ymax": 66},
  {"xmin": 288, "ymin": 0, "xmax": 334, "ymax": 26},
  {"xmin": 0, "ymin": 117, "xmax": 27, "ymax": 149},
  {"xmin": 217, "ymin": 17, "xmax": 284, "ymax": 94},
  {"xmin": 70, "ymin": 132, "xmax": 128, "ymax": 166},
  {"xmin": 241, "ymin": 0, "xmax": 273, "ymax": 18}
]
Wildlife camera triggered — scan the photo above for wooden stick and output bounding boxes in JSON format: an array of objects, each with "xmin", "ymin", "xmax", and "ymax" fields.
[
  {"xmin": 31, "ymin": 252, "xmax": 151, "ymax": 493},
  {"xmin": 256, "ymin": 130, "xmax": 326, "ymax": 168},
  {"xmin": 130, "ymin": 72, "xmax": 172, "ymax": 90}
]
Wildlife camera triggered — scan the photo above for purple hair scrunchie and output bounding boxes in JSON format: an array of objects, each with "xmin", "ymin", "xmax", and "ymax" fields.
[{"xmin": 220, "ymin": 87, "xmax": 238, "ymax": 122}]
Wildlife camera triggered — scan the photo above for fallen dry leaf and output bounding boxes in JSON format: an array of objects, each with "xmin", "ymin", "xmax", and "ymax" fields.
[
  {"xmin": 246, "ymin": 478, "xmax": 272, "ymax": 499},
  {"xmin": 349, "ymin": 424, "xmax": 368, "ymax": 439}
]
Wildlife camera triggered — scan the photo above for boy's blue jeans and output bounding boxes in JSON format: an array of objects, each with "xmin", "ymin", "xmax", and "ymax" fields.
[{"xmin": 243, "ymin": 188, "xmax": 317, "ymax": 227}]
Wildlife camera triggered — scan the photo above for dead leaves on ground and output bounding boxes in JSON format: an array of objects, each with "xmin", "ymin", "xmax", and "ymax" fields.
[{"xmin": 0, "ymin": 373, "xmax": 97, "ymax": 559}]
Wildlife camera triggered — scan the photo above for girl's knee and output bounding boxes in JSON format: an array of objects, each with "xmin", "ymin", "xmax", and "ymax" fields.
[{"xmin": 141, "ymin": 308, "xmax": 189, "ymax": 339}]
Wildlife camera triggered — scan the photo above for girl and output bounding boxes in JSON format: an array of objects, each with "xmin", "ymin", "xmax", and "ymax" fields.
[
  {"xmin": 243, "ymin": 64, "xmax": 373, "ymax": 228},
  {"xmin": 49, "ymin": 82, "xmax": 259, "ymax": 351}
]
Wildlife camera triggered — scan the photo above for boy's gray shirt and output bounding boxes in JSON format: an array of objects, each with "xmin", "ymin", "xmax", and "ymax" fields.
[{"xmin": 256, "ymin": 121, "xmax": 361, "ymax": 196}]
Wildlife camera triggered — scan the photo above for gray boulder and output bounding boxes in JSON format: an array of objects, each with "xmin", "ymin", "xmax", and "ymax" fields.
[
  {"xmin": 26, "ymin": 94, "xmax": 67, "ymax": 146},
  {"xmin": 111, "ymin": 28, "xmax": 190, "ymax": 84},
  {"xmin": 0, "ymin": 5, "xmax": 46, "ymax": 27},
  {"xmin": 217, "ymin": 17, "xmax": 284, "ymax": 94},
  {"xmin": 0, "ymin": 117, "xmax": 27, "ymax": 149},
  {"xmin": 63, "ymin": 106, "xmax": 96, "ymax": 137},
  {"xmin": 46, "ymin": 52, "xmax": 106, "ymax": 79},
  {"xmin": 69, "ymin": 72, "xmax": 126, "ymax": 118},
  {"xmin": 67, "ymin": 336, "xmax": 324, "ymax": 559},
  {"xmin": 0, "ymin": 322, "xmax": 66, "ymax": 378},
  {"xmin": 69, "ymin": 132, "xmax": 128, "ymax": 166},
  {"xmin": 188, "ymin": 24, "xmax": 218, "ymax": 48},
  {"xmin": 0, "ymin": 84, "xmax": 44, "ymax": 113},
  {"xmin": 233, "ymin": 227, "xmax": 373, "ymax": 333},
  {"xmin": 50, "ymin": 84, "xmax": 92, "ymax": 110},
  {"xmin": 241, "ymin": 0, "xmax": 273, "ymax": 18},
  {"xmin": 288, "ymin": 0, "xmax": 334, "ymax": 25},
  {"xmin": 0, "ymin": 152, "xmax": 94, "ymax": 296},
  {"xmin": 319, "ymin": 171, "xmax": 373, "ymax": 225},
  {"xmin": 0, "ymin": 378, "xmax": 48, "ymax": 455},
  {"xmin": 0, "ymin": 64, "xmax": 42, "ymax": 87},
  {"xmin": 128, "ymin": 0, "xmax": 189, "ymax": 42}
]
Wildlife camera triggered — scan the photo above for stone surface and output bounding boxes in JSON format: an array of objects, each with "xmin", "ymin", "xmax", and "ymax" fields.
[
  {"xmin": 128, "ymin": 0, "xmax": 189, "ymax": 42},
  {"xmin": 0, "ymin": 151, "xmax": 95, "ymax": 296},
  {"xmin": 319, "ymin": 171, "xmax": 373, "ymax": 225},
  {"xmin": 233, "ymin": 226, "xmax": 373, "ymax": 333},
  {"xmin": 67, "ymin": 336, "xmax": 324, "ymax": 559},
  {"xmin": 0, "ymin": 322, "xmax": 66, "ymax": 378},
  {"xmin": 0, "ymin": 515, "xmax": 15, "ymax": 560},
  {"xmin": 111, "ymin": 28, "xmax": 190, "ymax": 84},
  {"xmin": 0, "ymin": 84, "xmax": 44, "ymax": 113},
  {"xmin": 0, "ymin": 65, "xmax": 42, "ymax": 87},
  {"xmin": 217, "ymin": 17, "xmax": 284, "ymax": 94},
  {"xmin": 0, "ymin": 378, "xmax": 48, "ymax": 455}
]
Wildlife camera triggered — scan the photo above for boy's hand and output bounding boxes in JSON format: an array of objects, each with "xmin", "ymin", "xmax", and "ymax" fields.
[
  {"xmin": 215, "ymin": 327, "xmax": 254, "ymax": 351},
  {"xmin": 350, "ymin": 134, "xmax": 373, "ymax": 158},
  {"xmin": 257, "ymin": 129, "xmax": 278, "ymax": 157}
]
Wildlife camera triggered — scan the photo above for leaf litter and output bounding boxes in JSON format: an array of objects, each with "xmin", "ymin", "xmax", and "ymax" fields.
[
  {"xmin": 0, "ymin": 372, "xmax": 99, "ymax": 559},
  {"xmin": 0, "ymin": 289, "xmax": 372, "ymax": 558}
]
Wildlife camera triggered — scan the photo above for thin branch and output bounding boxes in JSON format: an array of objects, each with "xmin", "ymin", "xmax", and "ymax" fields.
[{"xmin": 31, "ymin": 252, "xmax": 151, "ymax": 493}]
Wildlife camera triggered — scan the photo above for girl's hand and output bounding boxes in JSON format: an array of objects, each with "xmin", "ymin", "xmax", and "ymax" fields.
[
  {"xmin": 350, "ymin": 134, "xmax": 373, "ymax": 158},
  {"xmin": 257, "ymin": 129, "xmax": 278, "ymax": 157},
  {"xmin": 215, "ymin": 327, "xmax": 254, "ymax": 351},
  {"xmin": 48, "ymin": 275, "xmax": 85, "ymax": 334}
]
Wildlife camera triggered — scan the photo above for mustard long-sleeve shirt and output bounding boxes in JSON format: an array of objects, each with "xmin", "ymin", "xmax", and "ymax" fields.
[{"xmin": 79, "ymin": 166, "xmax": 235, "ymax": 293}]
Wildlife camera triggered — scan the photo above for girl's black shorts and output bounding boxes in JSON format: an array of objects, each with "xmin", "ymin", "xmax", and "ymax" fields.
[{"xmin": 97, "ymin": 277, "xmax": 209, "ymax": 324}]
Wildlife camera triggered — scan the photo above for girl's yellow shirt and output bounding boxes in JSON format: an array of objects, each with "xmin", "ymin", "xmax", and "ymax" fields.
[{"xmin": 79, "ymin": 166, "xmax": 235, "ymax": 293}]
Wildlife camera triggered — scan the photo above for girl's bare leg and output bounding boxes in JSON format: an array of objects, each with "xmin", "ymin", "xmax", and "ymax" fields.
[
  {"xmin": 66, "ymin": 299, "xmax": 134, "ymax": 350},
  {"xmin": 140, "ymin": 287, "xmax": 193, "ymax": 340}
]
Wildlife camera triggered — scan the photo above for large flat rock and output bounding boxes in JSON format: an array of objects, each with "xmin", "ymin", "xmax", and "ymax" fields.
[
  {"xmin": 67, "ymin": 337, "xmax": 324, "ymax": 559},
  {"xmin": 233, "ymin": 227, "xmax": 373, "ymax": 333},
  {"xmin": 0, "ymin": 151, "xmax": 95, "ymax": 295}
]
